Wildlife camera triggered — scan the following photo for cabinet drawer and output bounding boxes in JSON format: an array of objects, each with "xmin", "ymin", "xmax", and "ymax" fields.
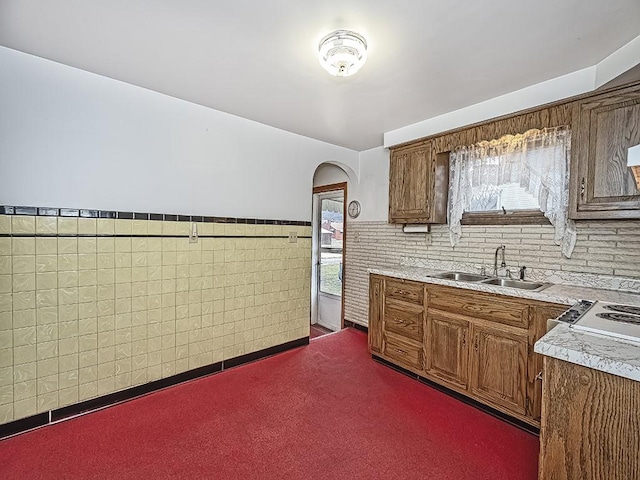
[
  {"xmin": 385, "ymin": 278, "xmax": 424, "ymax": 305},
  {"xmin": 428, "ymin": 287, "xmax": 530, "ymax": 328},
  {"xmin": 383, "ymin": 334, "xmax": 423, "ymax": 371},
  {"xmin": 384, "ymin": 298, "xmax": 423, "ymax": 343}
]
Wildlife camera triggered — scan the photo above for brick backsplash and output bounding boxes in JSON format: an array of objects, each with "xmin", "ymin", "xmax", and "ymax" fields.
[{"xmin": 344, "ymin": 221, "xmax": 640, "ymax": 327}]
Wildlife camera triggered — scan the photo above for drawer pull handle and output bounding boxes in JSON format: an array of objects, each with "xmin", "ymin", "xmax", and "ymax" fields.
[
  {"xmin": 474, "ymin": 335, "xmax": 478, "ymax": 352},
  {"xmin": 462, "ymin": 331, "xmax": 466, "ymax": 348},
  {"xmin": 393, "ymin": 347, "xmax": 407, "ymax": 355}
]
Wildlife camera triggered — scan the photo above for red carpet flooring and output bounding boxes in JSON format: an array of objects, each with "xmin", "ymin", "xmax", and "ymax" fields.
[{"xmin": 0, "ymin": 329, "xmax": 539, "ymax": 479}]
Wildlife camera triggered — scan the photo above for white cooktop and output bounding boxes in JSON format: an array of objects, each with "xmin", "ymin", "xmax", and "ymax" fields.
[{"xmin": 573, "ymin": 301, "xmax": 640, "ymax": 344}]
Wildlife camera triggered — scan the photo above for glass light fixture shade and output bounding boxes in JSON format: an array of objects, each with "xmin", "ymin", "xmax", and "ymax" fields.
[{"xmin": 318, "ymin": 30, "xmax": 368, "ymax": 77}]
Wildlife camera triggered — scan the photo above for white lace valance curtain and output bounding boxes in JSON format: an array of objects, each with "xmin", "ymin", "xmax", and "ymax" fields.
[{"xmin": 448, "ymin": 127, "xmax": 577, "ymax": 258}]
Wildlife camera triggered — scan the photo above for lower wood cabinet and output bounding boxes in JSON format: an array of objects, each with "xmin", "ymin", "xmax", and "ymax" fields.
[
  {"xmin": 368, "ymin": 274, "xmax": 568, "ymax": 427},
  {"xmin": 529, "ymin": 304, "xmax": 566, "ymax": 422},
  {"xmin": 539, "ymin": 357, "xmax": 640, "ymax": 479},
  {"xmin": 469, "ymin": 323, "xmax": 528, "ymax": 416},
  {"xmin": 382, "ymin": 333, "xmax": 424, "ymax": 371},
  {"xmin": 368, "ymin": 275, "xmax": 384, "ymax": 354},
  {"xmin": 425, "ymin": 309, "xmax": 469, "ymax": 390},
  {"xmin": 384, "ymin": 298, "xmax": 423, "ymax": 343}
]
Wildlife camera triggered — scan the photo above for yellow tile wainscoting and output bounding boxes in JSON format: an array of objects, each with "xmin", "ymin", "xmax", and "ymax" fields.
[{"xmin": 0, "ymin": 214, "xmax": 312, "ymax": 425}]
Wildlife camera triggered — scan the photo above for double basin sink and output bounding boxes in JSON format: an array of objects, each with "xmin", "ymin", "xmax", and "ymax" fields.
[{"xmin": 428, "ymin": 271, "xmax": 550, "ymax": 292}]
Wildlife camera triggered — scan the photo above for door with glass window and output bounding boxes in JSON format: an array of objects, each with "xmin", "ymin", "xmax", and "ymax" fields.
[{"xmin": 312, "ymin": 188, "xmax": 345, "ymax": 333}]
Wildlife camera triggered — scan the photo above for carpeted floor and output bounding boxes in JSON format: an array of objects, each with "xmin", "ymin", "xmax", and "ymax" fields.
[{"xmin": 0, "ymin": 328, "xmax": 539, "ymax": 479}]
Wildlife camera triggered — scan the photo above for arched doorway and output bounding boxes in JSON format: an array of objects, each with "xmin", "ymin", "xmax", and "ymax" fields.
[{"xmin": 311, "ymin": 164, "xmax": 350, "ymax": 339}]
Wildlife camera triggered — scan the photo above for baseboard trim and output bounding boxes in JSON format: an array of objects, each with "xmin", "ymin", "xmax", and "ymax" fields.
[
  {"xmin": 222, "ymin": 337, "xmax": 309, "ymax": 369},
  {"xmin": 0, "ymin": 336, "xmax": 309, "ymax": 441},
  {"xmin": 344, "ymin": 320, "xmax": 368, "ymax": 333},
  {"xmin": 51, "ymin": 362, "xmax": 225, "ymax": 422},
  {"xmin": 372, "ymin": 354, "xmax": 539, "ymax": 436},
  {"xmin": 0, "ymin": 412, "xmax": 49, "ymax": 440}
]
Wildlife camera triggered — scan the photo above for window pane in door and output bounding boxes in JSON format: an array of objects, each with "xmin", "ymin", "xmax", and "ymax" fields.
[
  {"xmin": 320, "ymin": 251, "xmax": 342, "ymax": 296},
  {"xmin": 319, "ymin": 197, "xmax": 343, "ymax": 296}
]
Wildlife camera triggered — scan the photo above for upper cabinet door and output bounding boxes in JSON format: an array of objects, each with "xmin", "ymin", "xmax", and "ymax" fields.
[
  {"xmin": 570, "ymin": 85, "xmax": 640, "ymax": 219},
  {"xmin": 389, "ymin": 142, "xmax": 431, "ymax": 223}
]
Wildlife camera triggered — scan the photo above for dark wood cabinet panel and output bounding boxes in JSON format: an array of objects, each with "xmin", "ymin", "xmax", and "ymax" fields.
[
  {"xmin": 425, "ymin": 309, "xmax": 469, "ymax": 390},
  {"xmin": 382, "ymin": 333, "xmax": 423, "ymax": 371},
  {"xmin": 388, "ymin": 142, "xmax": 448, "ymax": 224},
  {"xmin": 368, "ymin": 275, "xmax": 383, "ymax": 354},
  {"xmin": 428, "ymin": 285, "xmax": 530, "ymax": 328},
  {"xmin": 528, "ymin": 304, "xmax": 567, "ymax": 422},
  {"xmin": 469, "ymin": 323, "xmax": 528, "ymax": 416},
  {"xmin": 539, "ymin": 357, "xmax": 640, "ymax": 480},
  {"xmin": 389, "ymin": 143, "xmax": 431, "ymax": 223},
  {"xmin": 384, "ymin": 278, "xmax": 424, "ymax": 305},
  {"xmin": 571, "ymin": 84, "xmax": 640, "ymax": 219},
  {"xmin": 384, "ymin": 298, "xmax": 424, "ymax": 343}
]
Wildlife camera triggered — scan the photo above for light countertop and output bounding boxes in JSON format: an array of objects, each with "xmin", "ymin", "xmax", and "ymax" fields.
[
  {"xmin": 534, "ymin": 324, "xmax": 640, "ymax": 382},
  {"xmin": 369, "ymin": 266, "xmax": 640, "ymax": 307}
]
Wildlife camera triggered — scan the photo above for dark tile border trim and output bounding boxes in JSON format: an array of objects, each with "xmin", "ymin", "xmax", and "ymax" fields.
[
  {"xmin": 0, "ymin": 234, "xmax": 312, "ymax": 240},
  {"xmin": 0, "ymin": 205, "xmax": 311, "ymax": 227},
  {"xmin": 372, "ymin": 354, "xmax": 540, "ymax": 436},
  {"xmin": 0, "ymin": 336, "xmax": 309, "ymax": 441}
]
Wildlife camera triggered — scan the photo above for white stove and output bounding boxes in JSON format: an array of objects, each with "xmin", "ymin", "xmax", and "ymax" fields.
[{"xmin": 553, "ymin": 300, "xmax": 640, "ymax": 344}]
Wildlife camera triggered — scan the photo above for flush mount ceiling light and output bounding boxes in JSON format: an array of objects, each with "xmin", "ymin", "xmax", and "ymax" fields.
[{"xmin": 318, "ymin": 30, "xmax": 368, "ymax": 77}]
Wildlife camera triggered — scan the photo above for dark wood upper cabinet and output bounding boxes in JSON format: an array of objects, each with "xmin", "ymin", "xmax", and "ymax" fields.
[
  {"xmin": 570, "ymin": 84, "xmax": 640, "ymax": 219},
  {"xmin": 388, "ymin": 141, "xmax": 448, "ymax": 224}
]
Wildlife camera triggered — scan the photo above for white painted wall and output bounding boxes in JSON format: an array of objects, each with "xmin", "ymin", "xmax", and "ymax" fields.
[
  {"xmin": 350, "ymin": 146, "xmax": 389, "ymax": 222},
  {"xmin": 0, "ymin": 47, "xmax": 359, "ymax": 220},
  {"xmin": 312, "ymin": 163, "xmax": 349, "ymax": 187}
]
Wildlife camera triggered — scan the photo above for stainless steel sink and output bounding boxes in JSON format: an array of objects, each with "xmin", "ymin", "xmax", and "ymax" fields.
[
  {"xmin": 430, "ymin": 271, "xmax": 489, "ymax": 282},
  {"xmin": 428, "ymin": 271, "xmax": 551, "ymax": 291},
  {"xmin": 481, "ymin": 278, "xmax": 550, "ymax": 291}
]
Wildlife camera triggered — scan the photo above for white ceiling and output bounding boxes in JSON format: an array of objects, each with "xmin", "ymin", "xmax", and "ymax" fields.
[{"xmin": 1, "ymin": 0, "xmax": 640, "ymax": 151}]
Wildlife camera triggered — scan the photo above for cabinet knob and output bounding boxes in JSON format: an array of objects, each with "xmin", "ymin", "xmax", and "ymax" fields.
[{"xmin": 535, "ymin": 370, "xmax": 543, "ymax": 381}]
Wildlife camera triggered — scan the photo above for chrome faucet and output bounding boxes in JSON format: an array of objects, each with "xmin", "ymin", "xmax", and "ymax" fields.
[{"xmin": 493, "ymin": 245, "xmax": 506, "ymax": 277}]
